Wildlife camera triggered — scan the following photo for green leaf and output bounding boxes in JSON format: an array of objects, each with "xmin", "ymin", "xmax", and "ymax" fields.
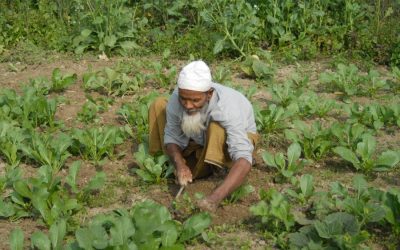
[
  {"xmin": 287, "ymin": 142, "xmax": 301, "ymax": 167},
  {"xmin": 10, "ymin": 228, "xmax": 24, "ymax": 250},
  {"xmin": 375, "ymin": 151, "xmax": 400, "ymax": 170},
  {"xmin": 159, "ymin": 221, "xmax": 179, "ymax": 247},
  {"xmin": 66, "ymin": 161, "xmax": 81, "ymax": 193},
  {"xmin": 13, "ymin": 180, "xmax": 32, "ymax": 199},
  {"xmin": 0, "ymin": 198, "xmax": 15, "ymax": 217},
  {"xmin": 333, "ymin": 147, "xmax": 360, "ymax": 168},
  {"xmin": 179, "ymin": 212, "xmax": 211, "ymax": 242},
  {"xmin": 81, "ymin": 29, "xmax": 92, "ymax": 37},
  {"xmin": 84, "ymin": 172, "xmax": 106, "ymax": 192},
  {"xmin": 299, "ymin": 174, "xmax": 313, "ymax": 198},
  {"xmin": 262, "ymin": 151, "xmax": 276, "ymax": 167},
  {"xmin": 120, "ymin": 41, "xmax": 140, "ymax": 51},
  {"xmin": 213, "ymin": 39, "xmax": 225, "ymax": 55},
  {"xmin": 352, "ymin": 175, "xmax": 367, "ymax": 193},
  {"xmin": 49, "ymin": 219, "xmax": 66, "ymax": 249},
  {"xmin": 104, "ymin": 35, "xmax": 117, "ymax": 48},
  {"xmin": 31, "ymin": 231, "xmax": 51, "ymax": 250}
]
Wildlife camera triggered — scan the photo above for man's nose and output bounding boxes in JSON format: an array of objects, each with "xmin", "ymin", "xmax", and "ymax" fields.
[{"xmin": 184, "ymin": 101, "xmax": 194, "ymax": 110}]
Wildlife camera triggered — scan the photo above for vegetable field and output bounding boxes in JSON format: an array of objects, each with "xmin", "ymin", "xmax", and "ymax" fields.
[{"xmin": 1, "ymin": 0, "xmax": 400, "ymax": 249}]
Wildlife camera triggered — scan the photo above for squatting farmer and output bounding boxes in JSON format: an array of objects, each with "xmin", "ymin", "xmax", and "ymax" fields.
[{"xmin": 148, "ymin": 60, "xmax": 258, "ymax": 212}]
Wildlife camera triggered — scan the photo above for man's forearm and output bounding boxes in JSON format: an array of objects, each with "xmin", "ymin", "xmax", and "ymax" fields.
[
  {"xmin": 207, "ymin": 158, "xmax": 251, "ymax": 204},
  {"xmin": 165, "ymin": 143, "xmax": 185, "ymax": 169}
]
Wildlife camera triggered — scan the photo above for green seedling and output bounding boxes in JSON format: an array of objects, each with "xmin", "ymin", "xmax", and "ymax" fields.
[
  {"xmin": 50, "ymin": 68, "xmax": 77, "ymax": 92},
  {"xmin": 20, "ymin": 131, "xmax": 72, "ymax": 172},
  {"xmin": 71, "ymin": 126, "xmax": 125, "ymax": 166},
  {"xmin": 297, "ymin": 91, "xmax": 338, "ymax": 118},
  {"xmin": 333, "ymin": 135, "xmax": 400, "ymax": 173},
  {"xmin": 319, "ymin": 63, "xmax": 362, "ymax": 97},
  {"xmin": 383, "ymin": 188, "xmax": 400, "ymax": 236},
  {"xmin": 330, "ymin": 122, "xmax": 371, "ymax": 150},
  {"xmin": 286, "ymin": 174, "xmax": 314, "ymax": 205},
  {"xmin": 73, "ymin": 200, "xmax": 211, "ymax": 249},
  {"xmin": 250, "ymin": 188, "xmax": 295, "ymax": 233},
  {"xmin": 255, "ymin": 103, "xmax": 298, "ymax": 138},
  {"xmin": 270, "ymin": 81, "xmax": 302, "ymax": 108},
  {"xmin": 262, "ymin": 142, "xmax": 306, "ymax": 181},
  {"xmin": 117, "ymin": 91, "xmax": 160, "ymax": 142},
  {"xmin": 285, "ymin": 120, "xmax": 332, "ymax": 161},
  {"xmin": 2, "ymin": 161, "xmax": 105, "ymax": 226},
  {"xmin": 362, "ymin": 69, "xmax": 388, "ymax": 97},
  {"xmin": 83, "ymin": 67, "xmax": 141, "ymax": 96},
  {"xmin": 224, "ymin": 184, "xmax": 254, "ymax": 204},
  {"xmin": 289, "ymin": 212, "xmax": 369, "ymax": 249},
  {"xmin": 134, "ymin": 144, "xmax": 173, "ymax": 184},
  {"xmin": 77, "ymin": 94, "xmax": 114, "ymax": 124}
]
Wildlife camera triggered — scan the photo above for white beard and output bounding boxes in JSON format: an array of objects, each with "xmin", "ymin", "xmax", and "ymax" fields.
[{"xmin": 181, "ymin": 106, "xmax": 207, "ymax": 138}]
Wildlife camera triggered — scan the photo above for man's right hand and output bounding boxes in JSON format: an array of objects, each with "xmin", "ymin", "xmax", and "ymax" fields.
[{"xmin": 175, "ymin": 164, "xmax": 193, "ymax": 186}]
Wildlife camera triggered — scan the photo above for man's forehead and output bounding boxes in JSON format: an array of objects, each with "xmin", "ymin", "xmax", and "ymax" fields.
[{"xmin": 178, "ymin": 88, "xmax": 207, "ymax": 97}]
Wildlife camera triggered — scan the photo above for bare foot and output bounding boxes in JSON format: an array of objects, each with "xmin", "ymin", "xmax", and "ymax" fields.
[{"xmin": 196, "ymin": 198, "xmax": 218, "ymax": 213}]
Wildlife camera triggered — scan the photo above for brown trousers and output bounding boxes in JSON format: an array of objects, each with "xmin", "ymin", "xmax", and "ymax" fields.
[{"xmin": 148, "ymin": 97, "xmax": 258, "ymax": 179}]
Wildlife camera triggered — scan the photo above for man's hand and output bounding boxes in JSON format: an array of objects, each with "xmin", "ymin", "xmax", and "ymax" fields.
[
  {"xmin": 175, "ymin": 164, "xmax": 193, "ymax": 186},
  {"xmin": 166, "ymin": 143, "xmax": 193, "ymax": 186}
]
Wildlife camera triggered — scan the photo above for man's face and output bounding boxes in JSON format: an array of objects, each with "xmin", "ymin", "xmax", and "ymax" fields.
[{"xmin": 178, "ymin": 88, "xmax": 213, "ymax": 115}]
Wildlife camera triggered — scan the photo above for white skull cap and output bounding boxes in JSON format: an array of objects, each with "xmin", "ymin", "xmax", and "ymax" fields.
[{"xmin": 177, "ymin": 60, "xmax": 212, "ymax": 92}]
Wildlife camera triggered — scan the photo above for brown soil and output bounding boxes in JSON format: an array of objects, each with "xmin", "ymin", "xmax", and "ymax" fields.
[{"xmin": 0, "ymin": 54, "xmax": 399, "ymax": 249}]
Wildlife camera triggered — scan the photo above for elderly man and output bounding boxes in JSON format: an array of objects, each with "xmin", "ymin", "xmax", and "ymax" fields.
[{"xmin": 148, "ymin": 60, "xmax": 258, "ymax": 211}]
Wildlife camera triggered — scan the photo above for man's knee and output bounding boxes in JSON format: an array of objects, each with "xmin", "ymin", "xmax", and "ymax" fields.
[{"xmin": 150, "ymin": 96, "xmax": 168, "ymax": 112}]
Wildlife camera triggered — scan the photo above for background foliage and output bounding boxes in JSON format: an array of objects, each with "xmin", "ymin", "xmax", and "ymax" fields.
[{"xmin": 1, "ymin": 0, "xmax": 399, "ymax": 65}]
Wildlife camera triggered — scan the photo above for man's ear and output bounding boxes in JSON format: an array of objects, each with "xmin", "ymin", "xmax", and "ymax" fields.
[{"xmin": 207, "ymin": 88, "xmax": 214, "ymax": 100}]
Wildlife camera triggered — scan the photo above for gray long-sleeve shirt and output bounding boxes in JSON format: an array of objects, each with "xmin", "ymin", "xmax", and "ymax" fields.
[{"xmin": 164, "ymin": 82, "xmax": 257, "ymax": 164}]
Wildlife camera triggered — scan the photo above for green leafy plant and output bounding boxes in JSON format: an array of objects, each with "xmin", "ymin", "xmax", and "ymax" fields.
[
  {"xmin": 382, "ymin": 188, "xmax": 400, "ymax": 236},
  {"xmin": 83, "ymin": 67, "xmax": 142, "ymax": 96},
  {"xmin": 250, "ymin": 188, "xmax": 295, "ymax": 235},
  {"xmin": 50, "ymin": 68, "xmax": 77, "ymax": 92},
  {"xmin": 255, "ymin": 103, "xmax": 298, "ymax": 139},
  {"xmin": 117, "ymin": 91, "xmax": 160, "ymax": 142},
  {"xmin": 133, "ymin": 144, "xmax": 173, "ymax": 184},
  {"xmin": 319, "ymin": 63, "xmax": 362, "ymax": 97},
  {"xmin": 224, "ymin": 184, "xmax": 254, "ymax": 204},
  {"xmin": 71, "ymin": 126, "xmax": 125, "ymax": 166},
  {"xmin": 30, "ymin": 219, "xmax": 67, "ymax": 250},
  {"xmin": 389, "ymin": 66, "xmax": 400, "ymax": 94},
  {"xmin": 333, "ymin": 135, "xmax": 400, "ymax": 173},
  {"xmin": 285, "ymin": 120, "xmax": 332, "ymax": 161},
  {"xmin": 9, "ymin": 228, "xmax": 24, "ymax": 250},
  {"xmin": 147, "ymin": 49, "xmax": 177, "ymax": 88},
  {"xmin": 1, "ymin": 161, "xmax": 105, "ymax": 226},
  {"xmin": 269, "ymin": 81, "xmax": 302, "ymax": 108},
  {"xmin": 0, "ymin": 121, "xmax": 26, "ymax": 169},
  {"xmin": 262, "ymin": 142, "xmax": 306, "ymax": 182},
  {"xmin": 286, "ymin": 174, "xmax": 314, "ymax": 205},
  {"xmin": 289, "ymin": 212, "xmax": 369, "ymax": 249},
  {"xmin": 240, "ymin": 53, "xmax": 275, "ymax": 80},
  {"xmin": 72, "ymin": 0, "xmax": 144, "ymax": 55},
  {"xmin": 213, "ymin": 65, "xmax": 232, "ymax": 85},
  {"xmin": 330, "ymin": 122, "xmax": 372, "ymax": 150},
  {"xmin": 77, "ymin": 95, "xmax": 114, "ymax": 124},
  {"xmin": 199, "ymin": 0, "xmax": 262, "ymax": 57},
  {"xmin": 20, "ymin": 131, "xmax": 72, "ymax": 172},
  {"xmin": 296, "ymin": 91, "xmax": 338, "ymax": 118},
  {"xmin": 362, "ymin": 69, "xmax": 388, "ymax": 96},
  {"xmin": 0, "ymin": 87, "xmax": 58, "ymax": 128},
  {"xmin": 74, "ymin": 200, "xmax": 211, "ymax": 249},
  {"xmin": 346, "ymin": 102, "xmax": 400, "ymax": 130}
]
